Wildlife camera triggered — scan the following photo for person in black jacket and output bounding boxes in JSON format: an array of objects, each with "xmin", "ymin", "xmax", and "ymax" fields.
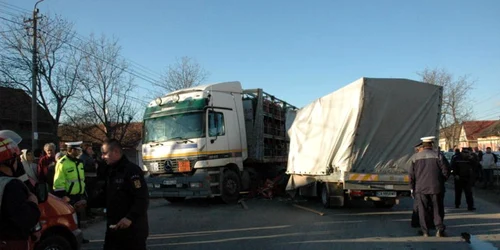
[
  {"xmin": 409, "ymin": 136, "xmax": 449, "ymax": 237},
  {"xmin": 451, "ymin": 148, "xmax": 479, "ymax": 211},
  {"xmin": 94, "ymin": 139, "xmax": 149, "ymax": 250},
  {"xmin": 0, "ymin": 130, "xmax": 41, "ymax": 249}
]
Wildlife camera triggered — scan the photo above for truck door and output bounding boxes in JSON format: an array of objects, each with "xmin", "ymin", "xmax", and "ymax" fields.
[{"xmin": 206, "ymin": 109, "xmax": 230, "ymax": 162}]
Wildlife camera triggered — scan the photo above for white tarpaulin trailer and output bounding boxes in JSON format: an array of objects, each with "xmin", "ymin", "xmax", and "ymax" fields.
[{"xmin": 286, "ymin": 77, "xmax": 442, "ymax": 194}]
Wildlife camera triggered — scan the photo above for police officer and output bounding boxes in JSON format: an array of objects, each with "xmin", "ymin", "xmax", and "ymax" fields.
[
  {"xmin": 53, "ymin": 141, "xmax": 86, "ymax": 204},
  {"xmin": 451, "ymin": 147, "xmax": 478, "ymax": 211},
  {"xmin": 409, "ymin": 136, "xmax": 449, "ymax": 237},
  {"xmin": 99, "ymin": 139, "xmax": 149, "ymax": 250},
  {"xmin": 0, "ymin": 130, "xmax": 41, "ymax": 249}
]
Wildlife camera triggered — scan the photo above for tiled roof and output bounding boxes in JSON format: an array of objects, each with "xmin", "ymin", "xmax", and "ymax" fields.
[
  {"xmin": 463, "ymin": 120, "xmax": 497, "ymax": 140},
  {"xmin": 478, "ymin": 120, "xmax": 500, "ymax": 137}
]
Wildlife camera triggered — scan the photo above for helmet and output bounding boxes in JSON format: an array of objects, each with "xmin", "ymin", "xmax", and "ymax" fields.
[{"xmin": 0, "ymin": 130, "xmax": 22, "ymax": 164}]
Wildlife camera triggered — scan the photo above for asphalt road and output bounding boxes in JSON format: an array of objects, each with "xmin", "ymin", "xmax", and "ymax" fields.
[{"xmin": 81, "ymin": 187, "xmax": 500, "ymax": 250}]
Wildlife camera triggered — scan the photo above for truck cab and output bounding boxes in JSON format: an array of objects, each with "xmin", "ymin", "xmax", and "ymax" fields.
[{"xmin": 142, "ymin": 82, "xmax": 248, "ymax": 203}]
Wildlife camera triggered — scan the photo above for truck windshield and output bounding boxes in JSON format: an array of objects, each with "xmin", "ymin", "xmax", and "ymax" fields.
[{"xmin": 143, "ymin": 112, "xmax": 204, "ymax": 143}]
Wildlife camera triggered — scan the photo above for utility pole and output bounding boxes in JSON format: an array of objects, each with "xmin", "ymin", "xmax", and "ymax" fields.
[{"xmin": 25, "ymin": 0, "xmax": 44, "ymax": 151}]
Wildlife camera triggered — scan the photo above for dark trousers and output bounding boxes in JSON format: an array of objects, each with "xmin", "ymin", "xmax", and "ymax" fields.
[
  {"xmin": 104, "ymin": 228, "xmax": 147, "ymax": 250},
  {"xmin": 454, "ymin": 178, "xmax": 474, "ymax": 209},
  {"xmin": 438, "ymin": 192, "xmax": 445, "ymax": 219},
  {"xmin": 416, "ymin": 193, "xmax": 444, "ymax": 233},
  {"xmin": 482, "ymin": 169, "xmax": 494, "ymax": 187},
  {"xmin": 46, "ymin": 166, "xmax": 55, "ymax": 193},
  {"xmin": 84, "ymin": 176, "xmax": 97, "ymax": 215},
  {"xmin": 69, "ymin": 194, "xmax": 85, "ymax": 228}
]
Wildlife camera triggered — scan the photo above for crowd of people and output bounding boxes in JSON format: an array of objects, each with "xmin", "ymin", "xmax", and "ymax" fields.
[
  {"xmin": 409, "ymin": 136, "xmax": 498, "ymax": 237},
  {"xmin": 0, "ymin": 130, "xmax": 150, "ymax": 250}
]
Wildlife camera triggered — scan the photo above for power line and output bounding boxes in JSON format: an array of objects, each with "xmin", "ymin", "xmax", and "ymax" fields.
[
  {"xmin": 0, "ymin": 27, "xmax": 25, "ymax": 34},
  {"xmin": 478, "ymin": 104, "xmax": 500, "ymax": 116},
  {"xmin": 36, "ymin": 33, "xmax": 153, "ymax": 106},
  {"xmin": 0, "ymin": 15, "xmax": 23, "ymax": 25},
  {"xmin": 0, "ymin": 1, "xmax": 31, "ymax": 14},
  {"xmin": 40, "ymin": 30, "xmax": 160, "ymax": 88},
  {"xmin": 476, "ymin": 110, "xmax": 500, "ymax": 120},
  {"xmin": 0, "ymin": 8, "xmax": 22, "ymax": 18},
  {"xmin": 0, "ymin": 2, "xmax": 163, "ymax": 93},
  {"xmin": 0, "ymin": 16, "xmax": 155, "ymax": 106},
  {"xmin": 71, "ymin": 33, "xmax": 163, "ymax": 89},
  {"xmin": 475, "ymin": 91, "xmax": 500, "ymax": 106}
]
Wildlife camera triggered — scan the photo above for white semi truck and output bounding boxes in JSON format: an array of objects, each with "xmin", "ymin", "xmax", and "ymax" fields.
[
  {"xmin": 286, "ymin": 78, "xmax": 443, "ymax": 208},
  {"xmin": 142, "ymin": 82, "xmax": 297, "ymax": 203}
]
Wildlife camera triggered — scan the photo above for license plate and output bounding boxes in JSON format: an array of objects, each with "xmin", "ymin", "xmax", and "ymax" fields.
[
  {"xmin": 150, "ymin": 162, "xmax": 159, "ymax": 172},
  {"xmin": 154, "ymin": 184, "xmax": 161, "ymax": 188},
  {"xmin": 376, "ymin": 191, "xmax": 397, "ymax": 197},
  {"xmin": 178, "ymin": 160, "xmax": 191, "ymax": 172},
  {"xmin": 163, "ymin": 179, "xmax": 176, "ymax": 185}
]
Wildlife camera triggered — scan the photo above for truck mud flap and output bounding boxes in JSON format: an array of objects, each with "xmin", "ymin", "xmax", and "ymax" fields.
[{"xmin": 323, "ymin": 182, "xmax": 344, "ymax": 208}]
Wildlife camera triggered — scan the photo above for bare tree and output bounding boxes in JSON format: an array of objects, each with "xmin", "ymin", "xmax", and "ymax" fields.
[
  {"xmin": 418, "ymin": 67, "xmax": 474, "ymax": 149},
  {"xmin": 0, "ymin": 14, "xmax": 81, "ymax": 144},
  {"xmin": 65, "ymin": 34, "xmax": 137, "ymax": 144},
  {"xmin": 155, "ymin": 56, "xmax": 209, "ymax": 93}
]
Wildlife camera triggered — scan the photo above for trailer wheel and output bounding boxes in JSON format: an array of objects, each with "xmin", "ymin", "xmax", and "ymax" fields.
[
  {"xmin": 165, "ymin": 197, "xmax": 185, "ymax": 203},
  {"xmin": 321, "ymin": 183, "xmax": 331, "ymax": 208},
  {"xmin": 221, "ymin": 170, "xmax": 240, "ymax": 204}
]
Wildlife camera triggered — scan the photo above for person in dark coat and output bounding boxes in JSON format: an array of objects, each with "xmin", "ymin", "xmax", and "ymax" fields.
[
  {"xmin": 451, "ymin": 148, "xmax": 478, "ymax": 211},
  {"xmin": 409, "ymin": 136, "xmax": 450, "ymax": 237},
  {"xmin": 0, "ymin": 130, "xmax": 41, "ymax": 249},
  {"xmin": 37, "ymin": 143, "xmax": 57, "ymax": 193},
  {"xmin": 92, "ymin": 139, "xmax": 149, "ymax": 250},
  {"xmin": 411, "ymin": 142, "xmax": 435, "ymax": 229}
]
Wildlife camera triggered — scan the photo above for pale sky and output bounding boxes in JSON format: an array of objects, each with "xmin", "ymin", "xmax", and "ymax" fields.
[{"xmin": 2, "ymin": 0, "xmax": 500, "ymax": 120}]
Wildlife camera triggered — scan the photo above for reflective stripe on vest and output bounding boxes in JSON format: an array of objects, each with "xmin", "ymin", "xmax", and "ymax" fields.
[{"xmin": 53, "ymin": 156, "xmax": 86, "ymax": 195}]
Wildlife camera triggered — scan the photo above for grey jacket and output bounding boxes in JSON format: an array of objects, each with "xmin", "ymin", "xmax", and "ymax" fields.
[{"xmin": 409, "ymin": 148, "xmax": 450, "ymax": 194}]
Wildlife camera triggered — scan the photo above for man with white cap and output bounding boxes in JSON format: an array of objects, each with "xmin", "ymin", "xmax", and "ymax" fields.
[
  {"xmin": 409, "ymin": 136, "xmax": 450, "ymax": 237},
  {"xmin": 53, "ymin": 141, "xmax": 86, "ymax": 202},
  {"xmin": 53, "ymin": 141, "xmax": 91, "ymax": 244}
]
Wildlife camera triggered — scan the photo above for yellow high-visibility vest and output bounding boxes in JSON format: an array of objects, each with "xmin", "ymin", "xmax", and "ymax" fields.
[{"xmin": 53, "ymin": 155, "xmax": 85, "ymax": 196}]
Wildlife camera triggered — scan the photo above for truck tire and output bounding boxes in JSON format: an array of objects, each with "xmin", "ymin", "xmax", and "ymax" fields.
[
  {"xmin": 221, "ymin": 170, "xmax": 240, "ymax": 204},
  {"xmin": 165, "ymin": 197, "xmax": 186, "ymax": 203},
  {"xmin": 321, "ymin": 183, "xmax": 332, "ymax": 208},
  {"xmin": 35, "ymin": 235, "xmax": 72, "ymax": 250}
]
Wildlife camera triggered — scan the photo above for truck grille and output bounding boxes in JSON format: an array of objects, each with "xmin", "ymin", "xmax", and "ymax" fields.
[{"xmin": 146, "ymin": 159, "xmax": 197, "ymax": 173}]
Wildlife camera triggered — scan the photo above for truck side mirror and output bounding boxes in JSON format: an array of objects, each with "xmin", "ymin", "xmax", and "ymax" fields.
[{"xmin": 35, "ymin": 182, "xmax": 49, "ymax": 203}]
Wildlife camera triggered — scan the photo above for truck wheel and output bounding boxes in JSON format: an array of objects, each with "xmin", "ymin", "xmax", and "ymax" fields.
[
  {"xmin": 35, "ymin": 235, "xmax": 72, "ymax": 250},
  {"xmin": 165, "ymin": 197, "xmax": 186, "ymax": 203},
  {"xmin": 373, "ymin": 201, "xmax": 395, "ymax": 209},
  {"xmin": 321, "ymin": 183, "xmax": 331, "ymax": 208},
  {"xmin": 221, "ymin": 170, "xmax": 240, "ymax": 204}
]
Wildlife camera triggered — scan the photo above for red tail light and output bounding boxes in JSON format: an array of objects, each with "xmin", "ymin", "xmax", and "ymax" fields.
[{"xmin": 350, "ymin": 190, "xmax": 364, "ymax": 197}]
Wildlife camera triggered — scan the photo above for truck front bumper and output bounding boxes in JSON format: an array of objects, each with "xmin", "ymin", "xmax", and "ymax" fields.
[{"xmin": 146, "ymin": 169, "xmax": 214, "ymax": 198}]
